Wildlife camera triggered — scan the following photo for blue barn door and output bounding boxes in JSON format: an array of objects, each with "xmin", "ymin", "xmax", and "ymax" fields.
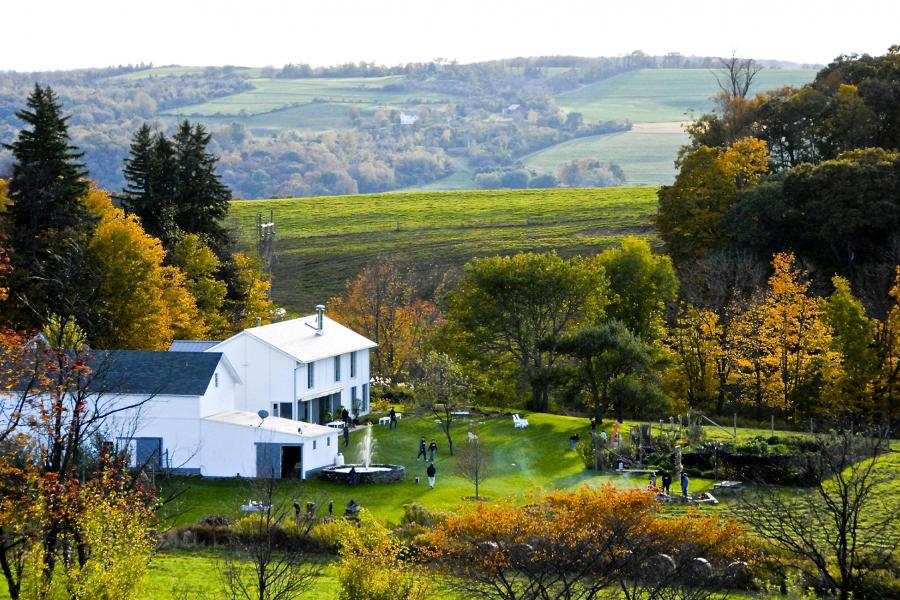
[{"xmin": 256, "ymin": 443, "xmax": 281, "ymax": 478}]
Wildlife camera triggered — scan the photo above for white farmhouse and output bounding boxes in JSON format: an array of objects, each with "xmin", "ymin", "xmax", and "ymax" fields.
[{"xmin": 10, "ymin": 308, "xmax": 376, "ymax": 480}]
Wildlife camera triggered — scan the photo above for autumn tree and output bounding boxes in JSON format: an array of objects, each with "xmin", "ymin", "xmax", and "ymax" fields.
[
  {"xmin": 222, "ymin": 253, "xmax": 277, "ymax": 332},
  {"xmin": 443, "ymin": 252, "xmax": 606, "ymax": 411},
  {"xmin": 666, "ymin": 305, "xmax": 721, "ymax": 412},
  {"xmin": 872, "ymin": 266, "xmax": 900, "ymax": 423},
  {"xmin": 656, "ymin": 137, "xmax": 769, "ymax": 264},
  {"xmin": 335, "ymin": 510, "xmax": 430, "ymax": 600},
  {"xmin": 821, "ymin": 276, "xmax": 879, "ymax": 418},
  {"xmin": 731, "ymin": 298, "xmax": 780, "ymax": 419},
  {"xmin": 84, "ymin": 187, "xmax": 205, "ymax": 349},
  {"xmin": 758, "ymin": 253, "xmax": 833, "ymax": 418},
  {"xmin": 171, "ymin": 234, "xmax": 230, "ymax": 338},
  {"xmin": 426, "ymin": 486, "xmax": 754, "ymax": 600},
  {"xmin": 328, "ymin": 260, "xmax": 440, "ymax": 381}
]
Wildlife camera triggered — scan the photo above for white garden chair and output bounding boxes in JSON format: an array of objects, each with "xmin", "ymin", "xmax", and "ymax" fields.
[{"xmin": 512, "ymin": 414, "xmax": 529, "ymax": 429}]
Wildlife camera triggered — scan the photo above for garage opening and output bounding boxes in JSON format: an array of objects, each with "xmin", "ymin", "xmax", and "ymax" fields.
[{"xmin": 281, "ymin": 446, "xmax": 302, "ymax": 479}]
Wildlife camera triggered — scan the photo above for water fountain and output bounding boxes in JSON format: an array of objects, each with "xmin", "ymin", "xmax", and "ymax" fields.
[{"xmin": 319, "ymin": 424, "xmax": 406, "ymax": 484}]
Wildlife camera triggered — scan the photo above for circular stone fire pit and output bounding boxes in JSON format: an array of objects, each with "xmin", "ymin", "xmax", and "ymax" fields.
[{"xmin": 319, "ymin": 464, "xmax": 406, "ymax": 484}]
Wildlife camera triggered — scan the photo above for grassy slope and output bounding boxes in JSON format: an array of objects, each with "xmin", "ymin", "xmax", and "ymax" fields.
[
  {"xmin": 555, "ymin": 68, "xmax": 817, "ymax": 123},
  {"xmin": 164, "ymin": 76, "xmax": 448, "ymax": 118},
  {"xmin": 229, "ymin": 187, "xmax": 658, "ymax": 313},
  {"xmin": 523, "ymin": 126, "xmax": 688, "ymax": 186}
]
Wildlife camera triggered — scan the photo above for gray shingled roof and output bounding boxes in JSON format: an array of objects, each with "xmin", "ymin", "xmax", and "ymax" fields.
[
  {"xmin": 168, "ymin": 340, "xmax": 221, "ymax": 353},
  {"xmin": 85, "ymin": 350, "xmax": 222, "ymax": 396}
]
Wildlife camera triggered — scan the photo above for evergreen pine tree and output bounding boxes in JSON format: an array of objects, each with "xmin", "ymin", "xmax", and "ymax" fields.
[
  {"xmin": 2, "ymin": 85, "xmax": 100, "ymax": 329},
  {"xmin": 120, "ymin": 124, "xmax": 177, "ymax": 247},
  {"xmin": 172, "ymin": 121, "xmax": 232, "ymax": 255}
]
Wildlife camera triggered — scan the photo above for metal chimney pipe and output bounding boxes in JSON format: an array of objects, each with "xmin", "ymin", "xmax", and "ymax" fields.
[{"xmin": 315, "ymin": 304, "xmax": 325, "ymax": 335}]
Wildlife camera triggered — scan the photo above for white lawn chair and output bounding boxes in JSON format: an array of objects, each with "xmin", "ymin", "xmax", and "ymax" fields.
[{"xmin": 512, "ymin": 414, "xmax": 529, "ymax": 429}]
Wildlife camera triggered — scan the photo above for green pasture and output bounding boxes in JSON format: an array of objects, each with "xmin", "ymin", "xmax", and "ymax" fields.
[
  {"xmin": 555, "ymin": 68, "xmax": 817, "ymax": 123},
  {"xmin": 165, "ymin": 76, "xmax": 450, "ymax": 117},
  {"xmin": 523, "ymin": 126, "xmax": 688, "ymax": 186},
  {"xmin": 228, "ymin": 187, "xmax": 658, "ymax": 312}
]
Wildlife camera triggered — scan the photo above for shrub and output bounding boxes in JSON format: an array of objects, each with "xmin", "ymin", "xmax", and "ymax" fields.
[{"xmin": 310, "ymin": 519, "xmax": 352, "ymax": 554}]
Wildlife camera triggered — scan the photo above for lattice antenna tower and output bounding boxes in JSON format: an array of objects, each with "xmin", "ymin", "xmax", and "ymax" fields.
[{"xmin": 256, "ymin": 209, "xmax": 276, "ymax": 279}]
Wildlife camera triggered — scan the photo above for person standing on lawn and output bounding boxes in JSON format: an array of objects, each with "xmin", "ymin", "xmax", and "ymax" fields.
[
  {"xmin": 681, "ymin": 472, "xmax": 689, "ymax": 497},
  {"xmin": 343, "ymin": 423, "xmax": 350, "ymax": 447},
  {"xmin": 661, "ymin": 471, "xmax": 672, "ymax": 494},
  {"xmin": 389, "ymin": 406, "xmax": 397, "ymax": 429},
  {"xmin": 427, "ymin": 462, "xmax": 436, "ymax": 489},
  {"xmin": 417, "ymin": 437, "xmax": 427, "ymax": 461},
  {"xmin": 428, "ymin": 439, "xmax": 438, "ymax": 461}
]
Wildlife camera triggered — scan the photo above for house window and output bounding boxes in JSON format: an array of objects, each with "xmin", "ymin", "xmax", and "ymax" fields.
[
  {"xmin": 362, "ymin": 383, "xmax": 369, "ymax": 413},
  {"xmin": 307, "ymin": 362, "xmax": 315, "ymax": 389},
  {"xmin": 214, "ymin": 372, "xmax": 219, "ymax": 388},
  {"xmin": 334, "ymin": 355, "xmax": 341, "ymax": 382},
  {"xmin": 280, "ymin": 402, "xmax": 293, "ymax": 420},
  {"xmin": 313, "ymin": 440, "xmax": 317, "ymax": 450},
  {"xmin": 327, "ymin": 436, "xmax": 331, "ymax": 446},
  {"xmin": 350, "ymin": 351, "xmax": 357, "ymax": 378},
  {"xmin": 351, "ymin": 386, "xmax": 357, "ymax": 403},
  {"xmin": 272, "ymin": 403, "xmax": 279, "ymax": 417}
]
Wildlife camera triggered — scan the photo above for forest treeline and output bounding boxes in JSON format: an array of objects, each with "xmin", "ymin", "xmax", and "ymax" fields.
[{"xmin": 0, "ymin": 53, "xmax": 809, "ymax": 199}]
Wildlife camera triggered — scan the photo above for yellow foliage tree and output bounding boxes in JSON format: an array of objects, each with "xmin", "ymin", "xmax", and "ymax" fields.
[
  {"xmin": 732, "ymin": 299, "xmax": 780, "ymax": 418},
  {"xmin": 656, "ymin": 136, "xmax": 769, "ymax": 263},
  {"xmin": 666, "ymin": 304, "xmax": 722, "ymax": 411},
  {"xmin": 170, "ymin": 234, "xmax": 230, "ymax": 338},
  {"xmin": 84, "ymin": 187, "xmax": 205, "ymax": 349},
  {"xmin": 226, "ymin": 252, "xmax": 276, "ymax": 331},
  {"xmin": 873, "ymin": 267, "xmax": 900, "ymax": 423},
  {"xmin": 757, "ymin": 253, "xmax": 833, "ymax": 418}
]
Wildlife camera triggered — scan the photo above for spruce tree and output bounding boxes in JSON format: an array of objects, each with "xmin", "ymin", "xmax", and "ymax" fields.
[
  {"xmin": 172, "ymin": 121, "xmax": 232, "ymax": 255},
  {"xmin": 3, "ymin": 85, "xmax": 100, "ymax": 329},
  {"xmin": 120, "ymin": 124, "xmax": 177, "ymax": 247}
]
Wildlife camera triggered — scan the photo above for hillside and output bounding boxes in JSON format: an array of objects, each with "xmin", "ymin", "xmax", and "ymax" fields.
[{"xmin": 229, "ymin": 187, "xmax": 658, "ymax": 312}]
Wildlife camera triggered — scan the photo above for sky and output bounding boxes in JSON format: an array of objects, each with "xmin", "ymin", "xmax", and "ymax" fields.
[{"xmin": 3, "ymin": 0, "xmax": 899, "ymax": 71}]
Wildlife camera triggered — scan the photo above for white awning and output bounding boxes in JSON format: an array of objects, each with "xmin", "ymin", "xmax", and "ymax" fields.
[{"xmin": 298, "ymin": 385, "xmax": 343, "ymax": 402}]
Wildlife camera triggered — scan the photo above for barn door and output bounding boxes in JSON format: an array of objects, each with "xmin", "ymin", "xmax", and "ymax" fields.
[
  {"xmin": 135, "ymin": 438, "xmax": 162, "ymax": 471},
  {"xmin": 256, "ymin": 443, "xmax": 280, "ymax": 479}
]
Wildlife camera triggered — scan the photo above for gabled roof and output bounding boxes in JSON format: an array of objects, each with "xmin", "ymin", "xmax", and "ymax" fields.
[
  {"xmin": 204, "ymin": 410, "xmax": 336, "ymax": 438},
  {"xmin": 214, "ymin": 315, "xmax": 377, "ymax": 364},
  {"xmin": 85, "ymin": 350, "xmax": 225, "ymax": 396},
  {"xmin": 168, "ymin": 340, "xmax": 221, "ymax": 353}
]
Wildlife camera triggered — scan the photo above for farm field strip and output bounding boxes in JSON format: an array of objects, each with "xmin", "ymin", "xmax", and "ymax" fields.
[{"xmin": 229, "ymin": 187, "xmax": 659, "ymax": 311}]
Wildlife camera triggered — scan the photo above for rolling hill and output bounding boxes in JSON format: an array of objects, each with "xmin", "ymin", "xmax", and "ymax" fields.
[{"xmin": 228, "ymin": 187, "xmax": 659, "ymax": 312}]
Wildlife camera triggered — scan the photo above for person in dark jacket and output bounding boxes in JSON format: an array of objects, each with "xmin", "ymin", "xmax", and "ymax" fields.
[
  {"xmin": 426, "ymin": 462, "xmax": 437, "ymax": 489},
  {"xmin": 417, "ymin": 437, "xmax": 427, "ymax": 460},
  {"xmin": 389, "ymin": 406, "xmax": 398, "ymax": 429},
  {"xmin": 341, "ymin": 407, "xmax": 350, "ymax": 425},
  {"xmin": 661, "ymin": 471, "xmax": 672, "ymax": 495},
  {"xmin": 348, "ymin": 466, "xmax": 358, "ymax": 486},
  {"xmin": 681, "ymin": 472, "xmax": 689, "ymax": 497},
  {"xmin": 343, "ymin": 423, "xmax": 350, "ymax": 447},
  {"xmin": 428, "ymin": 439, "xmax": 438, "ymax": 461}
]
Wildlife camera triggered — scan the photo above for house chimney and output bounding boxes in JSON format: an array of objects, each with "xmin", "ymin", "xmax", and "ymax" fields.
[{"xmin": 315, "ymin": 304, "xmax": 325, "ymax": 335}]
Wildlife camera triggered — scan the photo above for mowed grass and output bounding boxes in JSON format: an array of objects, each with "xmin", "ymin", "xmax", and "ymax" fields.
[
  {"xmin": 228, "ymin": 187, "xmax": 659, "ymax": 312},
  {"xmin": 556, "ymin": 68, "xmax": 817, "ymax": 122},
  {"xmin": 523, "ymin": 124, "xmax": 689, "ymax": 186},
  {"xmin": 161, "ymin": 412, "xmax": 716, "ymax": 528},
  {"xmin": 106, "ymin": 65, "xmax": 262, "ymax": 80},
  {"xmin": 165, "ymin": 76, "xmax": 451, "ymax": 117}
]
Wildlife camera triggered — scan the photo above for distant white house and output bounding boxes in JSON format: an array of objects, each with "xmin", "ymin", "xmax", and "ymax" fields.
[
  {"xmin": 399, "ymin": 112, "xmax": 419, "ymax": 125},
  {"xmin": 7, "ymin": 307, "xmax": 376, "ymax": 480}
]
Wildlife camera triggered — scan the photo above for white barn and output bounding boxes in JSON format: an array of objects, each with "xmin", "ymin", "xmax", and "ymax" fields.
[{"xmin": 12, "ymin": 309, "xmax": 376, "ymax": 480}]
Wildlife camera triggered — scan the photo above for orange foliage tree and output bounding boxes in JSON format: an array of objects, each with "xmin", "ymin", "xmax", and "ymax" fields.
[
  {"xmin": 425, "ymin": 485, "xmax": 755, "ymax": 599},
  {"xmin": 328, "ymin": 260, "xmax": 441, "ymax": 380}
]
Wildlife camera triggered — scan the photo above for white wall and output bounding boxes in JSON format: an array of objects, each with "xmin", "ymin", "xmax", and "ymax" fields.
[
  {"xmin": 296, "ymin": 348, "xmax": 372, "ymax": 417},
  {"xmin": 214, "ymin": 334, "xmax": 297, "ymax": 413}
]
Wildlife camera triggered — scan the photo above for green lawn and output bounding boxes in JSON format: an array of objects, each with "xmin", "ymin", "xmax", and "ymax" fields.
[
  {"xmin": 228, "ymin": 187, "xmax": 659, "ymax": 313},
  {"xmin": 161, "ymin": 412, "xmax": 716, "ymax": 527},
  {"xmin": 555, "ymin": 68, "xmax": 817, "ymax": 123}
]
